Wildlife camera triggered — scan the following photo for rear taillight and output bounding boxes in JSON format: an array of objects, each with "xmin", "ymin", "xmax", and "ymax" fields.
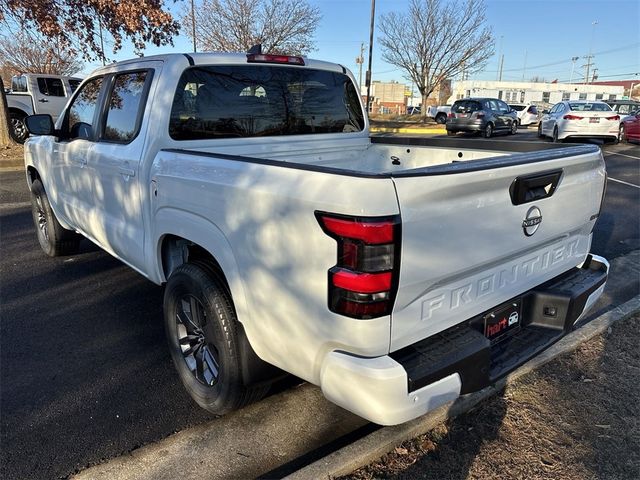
[
  {"xmin": 247, "ymin": 54, "xmax": 305, "ymax": 65},
  {"xmin": 448, "ymin": 112, "xmax": 455, "ymax": 118},
  {"xmin": 605, "ymin": 115, "xmax": 620, "ymax": 121},
  {"xmin": 563, "ymin": 114, "xmax": 583, "ymax": 120},
  {"xmin": 475, "ymin": 112, "xmax": 485, "ymax": 119},
  {"xmin": 316, "ymin": 212, "xmax": 401, "ymax": 319}
]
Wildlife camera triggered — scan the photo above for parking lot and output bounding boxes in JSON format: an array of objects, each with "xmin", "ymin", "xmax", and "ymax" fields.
[{"xmin": 1, "ymin": 131, "xmax": 639, "ymax": 480}]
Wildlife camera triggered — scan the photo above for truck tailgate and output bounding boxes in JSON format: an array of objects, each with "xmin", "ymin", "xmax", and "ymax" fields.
[{"xmin": 390, "ymin": 146, "xmax": 606, "ymax": 351}]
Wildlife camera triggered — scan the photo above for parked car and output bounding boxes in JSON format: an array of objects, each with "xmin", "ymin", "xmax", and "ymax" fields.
[
  {"xmin": 7, "ymin": 73, "xmax": 82, "ymax": 143},
  {"xmin": 621, "ymin": 111, "xmax": 640, "ymax": 143},
  {"xmin": 508, "ymin": 103, "xmax": 540, "ymax": 127},
  {"xmin": 426, "ymin": 105, "xmax": 451, "ymax": 124},
  {"xmin": 605, "ymin": 99, "xmax": 640, "ymax": 117},
  {"xmin": 446, "ymin": 98, "xmax": 518, "ymax": 138},
  {"xmin": 23, "ymin": 51, "xmax": 608, "ymax": 426},
  {"xmin": 538, "ymin": 101, "xmax": 620, "ymax": 142}
]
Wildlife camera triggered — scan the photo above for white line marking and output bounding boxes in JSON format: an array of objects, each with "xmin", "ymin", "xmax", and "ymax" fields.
[
  {"xmin": 604, "ymin": 151, "xmax": 640, "ymax": 160},
  {"xmin": 608, "ymin": 177, "xmax": 640, "ymax": 189}
]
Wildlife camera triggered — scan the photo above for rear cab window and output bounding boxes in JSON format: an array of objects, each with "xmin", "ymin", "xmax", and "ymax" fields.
[{"xmin": 169, "ymin": 65, "xmax": 364, "ymax": 140}]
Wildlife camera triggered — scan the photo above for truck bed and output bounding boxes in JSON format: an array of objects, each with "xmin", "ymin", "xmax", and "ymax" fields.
[{"xmin": 164, "ymin": 136, "xmax": 600, "ymax": 177}]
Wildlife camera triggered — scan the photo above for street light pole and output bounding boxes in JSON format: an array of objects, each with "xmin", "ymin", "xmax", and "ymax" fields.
[
  {"xmin": 585, "ymin": 20, "xmax": 598, "ymax": 85},
  {"xmin": 191, "ymin": 0, "xmax": 197, "ymax": 53}
]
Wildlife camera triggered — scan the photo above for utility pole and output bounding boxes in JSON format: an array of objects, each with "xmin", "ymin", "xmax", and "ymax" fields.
[
  {"xmin": 365, "ymin": 0, "xmax": 376, "ymax": 114},
  {"xmin": 498, "ymin": 54, "xmax": 504, "ymax": 82},
  {"xmin": 191, "ymin": 0, "xmax": 197, "ymax": 53},
  {"xmin": 569, "ymin": 56, "xmax": 579, "ymax": 83},
  {"xmin": 495, "ymin": 35, "xmax": 503, "ymax": 81},
  {"xmin": 355, "ymin": 42, "xmax": 365, "ymax": 92},
  {"xmin": 522, "ymin": 50, "xmax": 527, "ymax": 81},
  {"xmin": 583, "ymin": 55, "xmax": 595, "ymax": 85}
]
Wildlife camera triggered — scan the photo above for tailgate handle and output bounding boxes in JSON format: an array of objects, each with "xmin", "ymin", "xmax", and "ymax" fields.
[{"xmin": 509, "ymin": 170, "xmax": 562, "ymax": 205}]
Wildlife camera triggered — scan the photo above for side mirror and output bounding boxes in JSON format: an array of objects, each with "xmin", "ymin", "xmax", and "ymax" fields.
[
  {"xmin": 25, "ymin": 114, "xmax": 54, "ymax": 136},
  {"xmin": 542, "ymin": 109, "xmax": 549, "ymax": 115}
]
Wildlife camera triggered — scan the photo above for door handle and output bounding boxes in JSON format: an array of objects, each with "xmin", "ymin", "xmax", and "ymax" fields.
[
  {"xmin": 118, "ymin": 166, "xmax": 135, "ymax": 177},
  {"xmin": 38, "ymin": 98, "xmax": 49, "ymax": 103}
]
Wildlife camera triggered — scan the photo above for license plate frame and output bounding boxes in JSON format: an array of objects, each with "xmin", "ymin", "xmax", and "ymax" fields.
[
  {"xmin": 484, "ymin": 300, "xmax": 522, "ymax": 343},
  {"xmin": 589, "ymin": 117, "xmax": 600, "ymax": 123}
]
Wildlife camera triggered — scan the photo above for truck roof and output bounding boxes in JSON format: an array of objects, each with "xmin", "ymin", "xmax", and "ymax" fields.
[{"xmin": 90, "ymin": 52, "xmax": 347, "ymax": 77}]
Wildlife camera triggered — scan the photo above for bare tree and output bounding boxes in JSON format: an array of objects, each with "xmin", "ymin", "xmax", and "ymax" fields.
[
  {"xmin": 0, "ymin": 34, "xmax": 83, "ymax": 81},
  {"xmin": 379, "ymin": 0, "xmax": 494, "ymax": 119},
  {"xmin": 182, "ymin": 0, "xmax": 321, "ymax": 55}
]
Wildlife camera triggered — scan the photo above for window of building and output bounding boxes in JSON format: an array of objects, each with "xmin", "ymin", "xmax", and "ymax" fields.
[
  {"xmin": 608, "ymin": 94, "xmax": 616, "ymax": 101},
  {"xmin": 520, "ymin": 91, "xmax": 525, "ymax": 103},
  {"xmin": 498, "ymin": 90, "xmax": 503, "ymax": 100},
  {"xmin": 103, "ymin": 71, "xmax": 150, "ymax": 143},
  {"xmin": 37, "ymin": 77, "xmax": 65, "ymax": 96},
  {"xmin": 465, "ymin": 90, "xmax": 471, "ymax": 98},
  {"xmin": 542, "ymin": 91, "xmax": 550, "ymax": 103},
  {"xmin": 562, "ymin": 92, "xmax": 570, "ymax": 101},
  {"xmin": 595, "ymin": 94, "xmax": 603, "ymax": 100},
  {"xmin": 579, "ymin": 93, "xmax": 587, "ymax": 100}
]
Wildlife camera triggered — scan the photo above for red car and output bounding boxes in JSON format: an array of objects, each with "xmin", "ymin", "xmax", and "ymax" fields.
[{"xmin": 621, "ymin": 112, "xmax": 640, "ymax": 143}]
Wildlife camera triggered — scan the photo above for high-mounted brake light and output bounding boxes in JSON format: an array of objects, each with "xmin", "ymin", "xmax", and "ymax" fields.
[
  {"xmin": 563, "ymin": 114, "xmax": 583, "ymax": 120},
  {"xmin": 316, "ymin": 212, "xmax": 401, "ymax": 319},
  {"xmin": 247, "ymin": 54, "xmax": 305, "ymax": 66}
]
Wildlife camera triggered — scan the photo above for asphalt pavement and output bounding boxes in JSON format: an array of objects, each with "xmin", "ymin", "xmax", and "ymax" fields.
[{"xmin": 0, "ymin": 131, "xmax": 638, "ymax": 480}]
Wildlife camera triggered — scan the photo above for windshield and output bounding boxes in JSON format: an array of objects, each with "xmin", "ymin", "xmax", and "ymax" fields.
[
  {"xmin": 169, "ymin": 65, "xmax": 364, "ymax": 140},
  {"xmin": 568, "ymin": 103, "xmax": 612, "ymax": 112},
  {"xmin": 509, "ymin": 105, "xmax": 526, "ymax": 111}
]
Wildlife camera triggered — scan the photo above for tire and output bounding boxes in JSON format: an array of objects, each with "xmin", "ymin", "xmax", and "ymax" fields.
[
  {"xmin": 509, "ymin": 120, "xmax": 518, "ymax": 135},
  {"xmin": 617, "ymin": 124, "xmax": 624, "ymax": 144},
  {"xmin": 446, "ymin": 130, "xmax": 456, "ymax": 136},
  {"xmin": 435, "ymin": 113, "xmax": 447, "ymax": 124},
  {"xmin": 552, "ymin": 126, "xmax": 561, "ymax": 143},
  {"xmin": 10, "ymin": 111, "xmax": 28, "ymax": 144},
  {"xmin": 537, "ymin": 122, "xmax": 544, "ymax": 138},
  {"xmin": 30, "ymin": 179, "xmax": 81, "ymax": 256},
  {"xmin": 483, "ymin": 123, "xmax": 493, "ymax": 138},
  {"xmin": 164, "ymin": 262, "xmax": 269, "ymax": 415}
]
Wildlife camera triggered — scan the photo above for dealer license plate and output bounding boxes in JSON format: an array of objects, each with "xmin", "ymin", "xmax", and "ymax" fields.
[{"xmin": 484, "ymin": 300, "xmax": 522, "ymax": 343}]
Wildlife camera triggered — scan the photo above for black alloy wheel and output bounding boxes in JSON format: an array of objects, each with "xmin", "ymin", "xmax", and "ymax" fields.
[
  {"xmin": 484, "ymin": 123, "xmax": 493, "ymax": 138},
  {"xmin": 10, "ymin": 112, "xmax": 28, "ymax": 143}
]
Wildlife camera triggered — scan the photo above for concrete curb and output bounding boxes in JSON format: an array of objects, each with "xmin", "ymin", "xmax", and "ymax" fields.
[{"xmin": 285, "ymin": 294, "xmax": 640, "ymax": 480}]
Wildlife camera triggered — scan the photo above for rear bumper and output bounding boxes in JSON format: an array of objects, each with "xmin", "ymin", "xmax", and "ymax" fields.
[
  {"xmin": 319, "ymin": 254, "xmax": 608, "ymax": 425},
  {"xmin": 446, "ymin": 120, "xmax": 485, "ymax": 133}
]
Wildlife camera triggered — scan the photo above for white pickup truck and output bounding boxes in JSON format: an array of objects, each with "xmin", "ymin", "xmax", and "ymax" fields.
[
  {"xmin": 23, "ymin": 52, "xmax": 609, "ymax": 425},
  {"xmin": 7, "ymin": 73, "xmax": 82, "ymax": 143}
]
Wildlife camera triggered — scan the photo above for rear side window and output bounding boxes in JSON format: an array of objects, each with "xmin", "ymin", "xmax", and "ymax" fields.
[
  {"xmin": 509, "ymin": 105, "xmax": 525, "ymax": 111},
  {"xmin": 527, "ymin": 105, "xmax": 538, "ymax": 114},
  {"xmin": 69, "ymin": 79, "xmax": 81, "ymax": 92},
  {"xmin": 37, "ymin": 77, "xmax": 65, "ymax": 96},
  {"xmin": 452, "ymin": 100, "xmax": 481, "ymax": 113},
  {"xmin": 103, "ymin": 71, "xmax": 150, "ymax": 143},
  {"xmin": 169, "ymin": 65, "xmax": 364, "ymax": 140},
  {"xmin": 66, "ymin": 77, "xmax": 103, "ymax": 140}
]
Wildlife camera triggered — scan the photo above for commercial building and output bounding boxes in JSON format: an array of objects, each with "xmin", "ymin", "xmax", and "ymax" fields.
[
  {"xmin": 362, "ymin": 81, "xmax": 407, "ymax": 114},
  {"xmin": 448, "ymin": 80, "xmax": 624, "ymax": 106}
]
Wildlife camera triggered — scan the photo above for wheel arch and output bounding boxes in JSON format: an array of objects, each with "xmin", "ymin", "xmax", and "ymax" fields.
[{"xmin": 156, "ymin": 224, "xmax": 282, "ymax": 385}]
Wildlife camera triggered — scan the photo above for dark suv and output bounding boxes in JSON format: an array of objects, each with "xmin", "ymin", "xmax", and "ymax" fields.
[{"xmin": 446, "ymin": 98, "xmax": 518, "ymax": 138}]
